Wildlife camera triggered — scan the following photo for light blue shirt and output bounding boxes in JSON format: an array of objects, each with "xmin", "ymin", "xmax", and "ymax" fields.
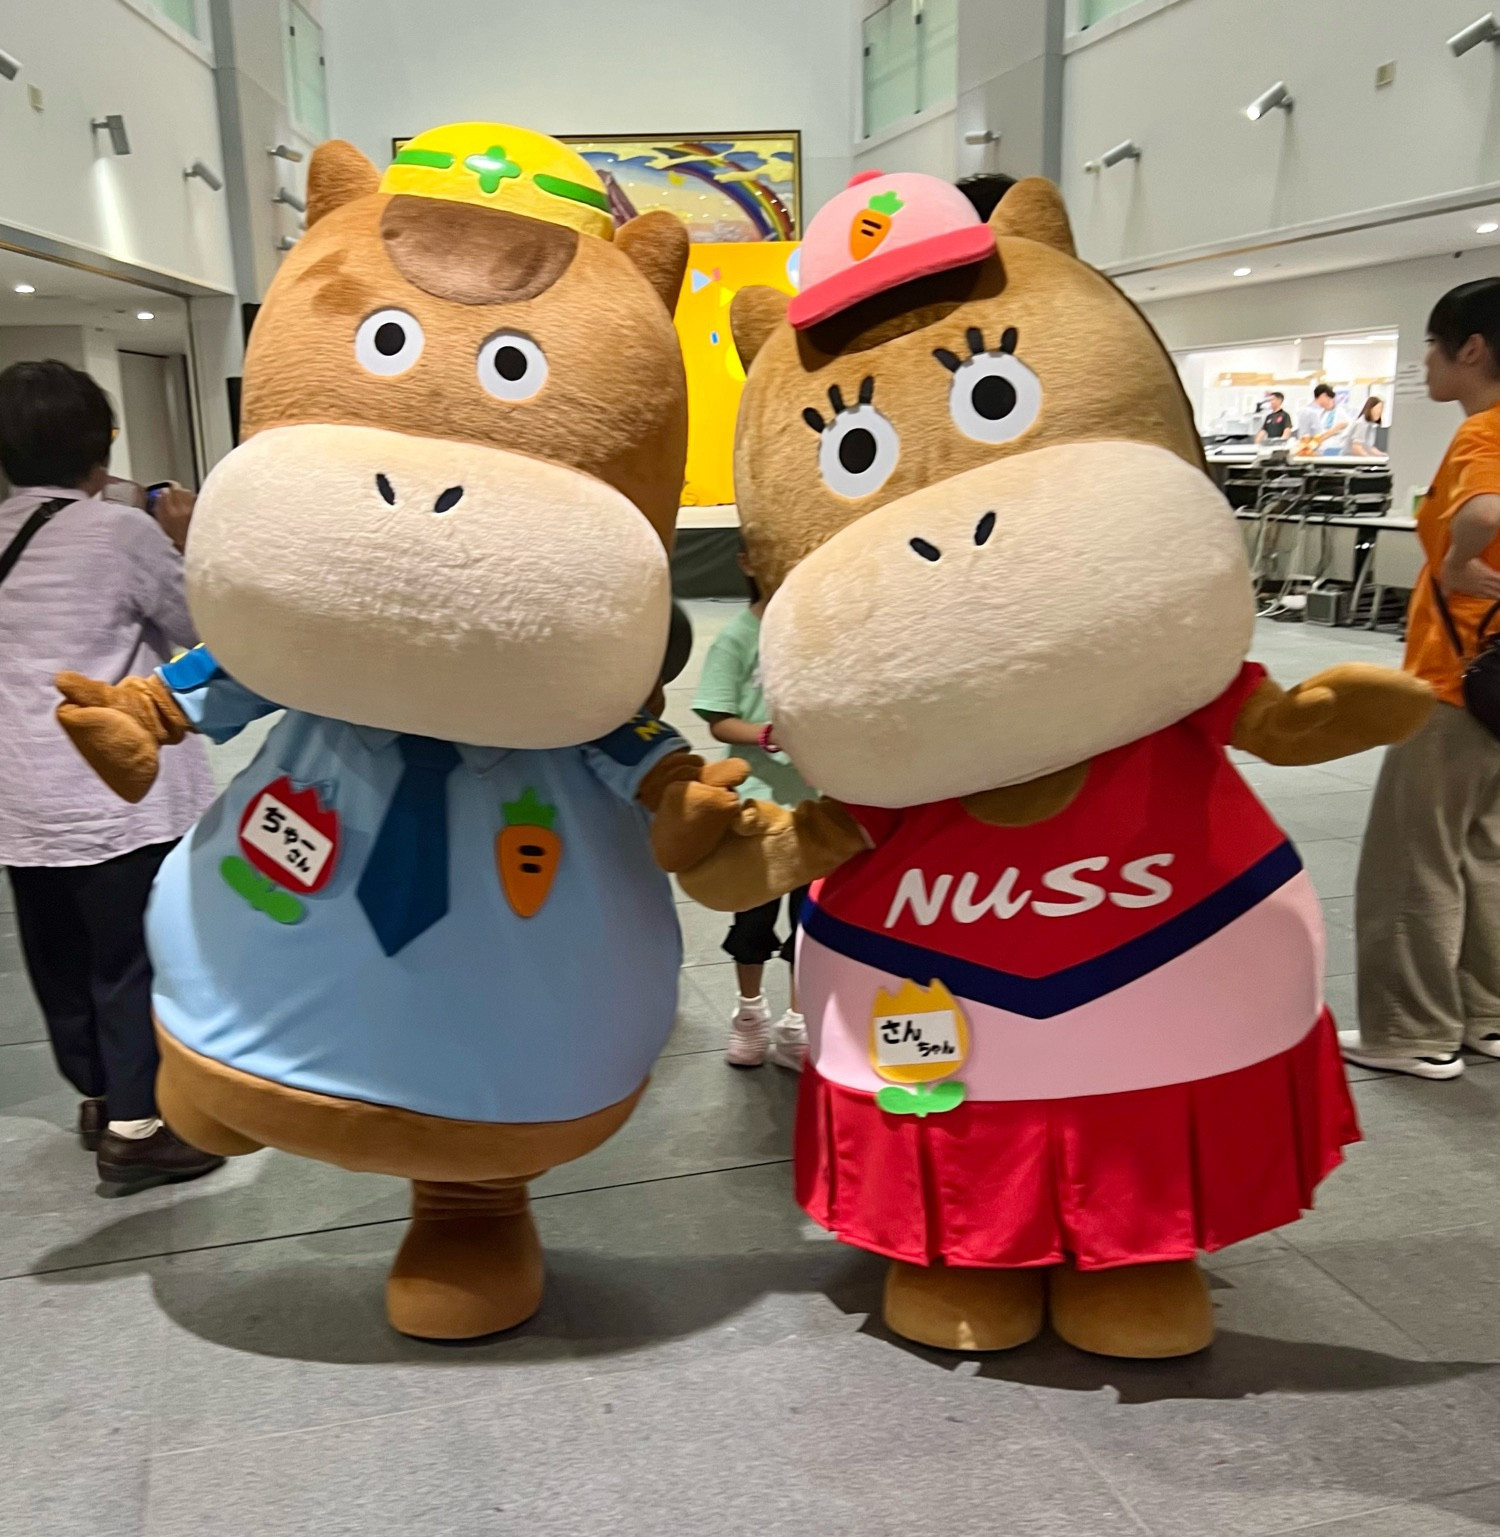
[{"xmin": 148, "ymin": 648, "xmax": 687, "ymax": 1123}]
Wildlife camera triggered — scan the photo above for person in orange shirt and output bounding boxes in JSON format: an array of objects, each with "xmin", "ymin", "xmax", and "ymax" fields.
[{"xmin": 1347, "ymin": 278, "xmax": 1500, "ymax": 1078}]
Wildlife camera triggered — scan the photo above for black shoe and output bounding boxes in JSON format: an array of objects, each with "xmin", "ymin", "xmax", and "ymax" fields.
[
  {"xmin": 78, "ymin": 1098, "xmax": 107, "ymax": 1152},
  {"xmin": 96, "ymin": 1125, "xmax": 226, "ymax": 1195}
]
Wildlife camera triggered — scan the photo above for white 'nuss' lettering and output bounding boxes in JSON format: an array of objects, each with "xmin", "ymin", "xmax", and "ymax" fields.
[{"xmin": 883, "ymin": 854, "xmax": 1176, "ymax": 928}]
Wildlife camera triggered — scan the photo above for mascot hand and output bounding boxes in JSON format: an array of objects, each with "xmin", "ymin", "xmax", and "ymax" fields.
[
  {"xmin": 646, "ymin": 757, "xmax": 750, "ymax": 872},
  {"xmin": 1233, "ymin": 664, "xmax": 1434, "ymax": 766},
  {"xmin": 55, "ymin": 671, "xmax": 191, "ymax": 803}
]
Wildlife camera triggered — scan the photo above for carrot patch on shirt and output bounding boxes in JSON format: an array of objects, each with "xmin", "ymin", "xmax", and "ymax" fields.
[{"xmin": 497, "ymin": 786, "xmax": 561, "ymax": 917}]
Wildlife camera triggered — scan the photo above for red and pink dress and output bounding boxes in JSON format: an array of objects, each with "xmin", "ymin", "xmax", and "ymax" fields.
[{"xmin": 794, "ymin": 664, "xmax": 1358, "ymax": 1271}]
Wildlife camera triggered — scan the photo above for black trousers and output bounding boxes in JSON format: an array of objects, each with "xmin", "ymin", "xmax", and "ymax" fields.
[
  {"xmin": 723, "ymin": 885, "xmax": 812, "ymax": 967},
  {"xmin": 7, "ymin": 840, "xmax": 174, "ymax": 1121}
]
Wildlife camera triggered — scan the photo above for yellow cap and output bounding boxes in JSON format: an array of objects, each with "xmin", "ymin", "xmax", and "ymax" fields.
[{"xmin": 380, "ymin": 122, "xmax": 614, "ymax": 241}]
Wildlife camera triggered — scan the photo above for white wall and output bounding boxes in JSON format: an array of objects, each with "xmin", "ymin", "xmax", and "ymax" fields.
[
  {"xmin": 320, "ymin": 0, "xmax": 859, "ymax": 219},
  {"xmin": 0, "ymin": 0, "xmax": 235, "ymax": 291},
  {"xmin": 1064, "ymin": 0, "xmax": 1500, "ymax": 266},
  {"xmin": 854, "ymin": 106, "xmax": 957, "ymax": 180},
  {"xmin": 1142, "ymin": 249, "xmax": 1500, "ymax": 507}
]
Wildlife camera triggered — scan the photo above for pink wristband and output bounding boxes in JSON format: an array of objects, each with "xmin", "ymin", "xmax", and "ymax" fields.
[{"xmin": 758, "ymin": 723, "xmax": 777, "ymax": 751}]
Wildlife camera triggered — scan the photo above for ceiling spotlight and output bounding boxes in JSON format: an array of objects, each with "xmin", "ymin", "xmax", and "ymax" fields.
[
  {"xmin": 185, "ymin": 159, "xmax": 224, "ymax": 191},
  {"xmin": 1098, "ymin": 139, "xmax": 1142, "ymax": 169},
  {"xmin": 0, "ymin": 47, "xmax": 23, "ymax": 81},
  {"xmin": 272, "ymin": 187, "xmax": 307, "ymax": 213},
  {"xmin": 1245, "ymin": 82, "xmax": 1293, "ymax": 121},
  {"xmin": 136, "ymin": 311, "xmax": 154, "ymax": 321},
  {"xmin": 267, "ymin": 143, "xmax": 305, "ymax": 162},
  {"xmin": 13, "ymin": 282, "xmax": 35, "ymax": 294},
  {"xmin": 963, "ymin": 128, "xmax": 998, "ymax": 146},
  {"xmin": 1450, "ymin": 14, "xmax": 1500, "ymax": 56},
  {"xmin": 91, "ymin": 114, "xmax": 132, "ymax": 156},
  {"xmin": 1233, "ymin": 266, "xmax": 1253, "ymax": 277},
  {"xmin": 1479, "ymin": 221, "xmax": 1500, "ymax": 234}
]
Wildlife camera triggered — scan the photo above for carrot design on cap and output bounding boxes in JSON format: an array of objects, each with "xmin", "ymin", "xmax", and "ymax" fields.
[{"xmin": 849, "ymin": 189, "xmax": 904, "ymax": 261}]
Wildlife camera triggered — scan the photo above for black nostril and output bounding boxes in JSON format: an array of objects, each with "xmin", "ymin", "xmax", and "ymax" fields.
[
  {"xmin": 974, "ymin": 510, "xmax": 996, "ymax": 546},
  {"xmin": 433, "ymin": 486, "xmax": 464, "ymax": 514},
  {"xmin": 910, "ymin": 537, "xmax": 942, "ymax": 562},
  {"xmin": 375, "ymin": 473, "xmax": 396, "ymax": 506}
]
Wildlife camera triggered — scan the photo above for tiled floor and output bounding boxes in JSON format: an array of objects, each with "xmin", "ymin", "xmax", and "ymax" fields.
[{"xmin": 3, "ymin": 608, "xmax": 1498, "ymax": 1536}]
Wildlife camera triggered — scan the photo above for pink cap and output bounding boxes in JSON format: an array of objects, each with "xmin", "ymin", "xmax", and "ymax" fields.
[{"xmin": 788, "ymin": 171, "xmax": 996, "ymax": 330}]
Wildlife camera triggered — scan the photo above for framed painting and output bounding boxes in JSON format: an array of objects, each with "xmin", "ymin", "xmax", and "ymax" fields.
[{"xmin": 559, "ymin": 132, "xmax": 801, "ymax": 241}]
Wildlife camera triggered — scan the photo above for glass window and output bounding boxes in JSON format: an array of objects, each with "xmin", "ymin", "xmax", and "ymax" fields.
[
  {"xmin": 1079, "ymin": 0, "xmax": 1146, "ymax": 27},
  {"xmin": 148, "ymin": 0, "xmax": 200, "ymax": 38},
  {"xmin": 284, "ymin": 1, "xmax": 329, "ymax": 142},
  {"xmin": 862, "ymin": 0, "xmax": 957, "ymax": 139}
]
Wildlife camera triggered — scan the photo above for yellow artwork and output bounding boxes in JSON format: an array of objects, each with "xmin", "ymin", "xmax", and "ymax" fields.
[{"xmin": 675, "ymin": 241, "xmax": 801, "ymax": 507}]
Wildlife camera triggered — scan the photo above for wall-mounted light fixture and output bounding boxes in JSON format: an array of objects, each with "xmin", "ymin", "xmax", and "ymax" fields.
[
  {"xmin": 184, "ymin": 159, "xmax": 224, "ymax": 191},
  {"xmin": 272, "ymin": 188, "xmax": 307, "ymax": 213},
  {"xmin": 91, "ymin": 114, "xmax": 131, "ymax": 155},
  {"xmin": 1084, "ymin": 139, "xmax": 1142, "ymax": 173},
  {"xmin": 1245, "ymin": 82, "xmax": 1293, "ymax": 121},
  {"xmin": 963, "ymin": 128, "xmax": 999, "ymax": 146},
  {"xmin": 1450, "ymin": 14, "xmax": 1500, "ymax": 55},
  {"xmin": 0, "ymin": 47, "xmax": 23, "ymax": 81},
  {"xmin": 267, "ymin": 143, "xmax": 305, "ymax": 162},
  {"xmin": 276, "ymin": 235, "xmax": 299, "ymax": 251},
  {"xmin": 13, "ymin": 283, "xmax": 35, "ymax": 295}
]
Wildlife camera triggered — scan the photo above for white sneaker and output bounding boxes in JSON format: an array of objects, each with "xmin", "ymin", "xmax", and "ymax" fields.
[
  {"xmin": 1464, "ymin": 1026, "xmax": 1500, "ymax": 1059},
  {"xmin": 726, "ymin": 996, "xmax": 771, "ymax": 1068},
  {"xmin": 767, "ymin": 1010, "xmax": 808, "ymax": 1072},
  {"xmin": 1339, "ymin": 1029, "xmax": 1465, "ymax": 1081}
]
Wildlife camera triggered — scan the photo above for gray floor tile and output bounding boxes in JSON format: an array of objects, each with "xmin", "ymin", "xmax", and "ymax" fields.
[
  {"xmin": 1017, "ymin": 1249, "xmax": 1500, "ymax": 1537},
  {"xmin": 666, "ymin": 959, "xmax": 792, "ymax": 1058},
  {"xmin": 0, "ymin": 966, "xmax": 43, "ymax": 1046},
  {"xmin": 0, "ymin": 1454, "xmax": 147, "ymax": 1537},
  {"xmin": 1264, "ymin": 1484, "xmax": 1500, "ymax": 1534},
  {"xmin": 1266, "ymin": 790, "xmax": 1374, "ymax": 844},
  {"xmin": 1299, "ymin": 839, "xmax": 1363, "ymax": 901}
]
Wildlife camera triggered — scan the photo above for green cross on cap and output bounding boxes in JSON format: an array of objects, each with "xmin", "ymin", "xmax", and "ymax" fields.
[{"xmin": 464, "ymin": 145, "xmax": 521, "ymax": 195}]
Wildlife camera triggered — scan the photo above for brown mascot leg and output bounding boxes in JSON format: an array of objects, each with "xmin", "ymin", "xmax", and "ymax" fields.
[
  {"xmin": 1048, "ymin": 1258, "xmax": 1214, "ymax": 1358},
  {"xmin": 883, "ymin": 1261, "xmax": 1046, "ymax": 1351},
  {"xmin": 154, "ymin": 1051, "xmax": 264, "ymax": 1157},
  {"xmin": 386, "ymin": 1176, "xmax": 544, "ymax": 1340}
]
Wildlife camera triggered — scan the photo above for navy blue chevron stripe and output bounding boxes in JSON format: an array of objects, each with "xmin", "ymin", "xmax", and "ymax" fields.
[{"xmin": 801, "ymin": 841, "xmax": 1303, "ymax": 1020}]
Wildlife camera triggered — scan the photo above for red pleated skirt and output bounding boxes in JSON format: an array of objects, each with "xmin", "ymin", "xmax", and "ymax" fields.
[{"xmin": 795, "ymin": 1009, "xmax": 1359, "ymax": 1271}]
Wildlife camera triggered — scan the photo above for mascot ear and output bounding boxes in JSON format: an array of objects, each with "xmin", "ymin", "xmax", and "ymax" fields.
[
  {"xmin": 616, "ymin": 211, "xmax": 691, "ymax": 315},
  {"xmin": 306, "ymin": 140, "xmax": 381, "ymax": 229},
  {"xmin": 988, "ymin": 177, "xmax": 1077, "ymax": 259},
  {"xmin": 730, "ymin": 287, "xmax": 790, "ymax": 372}
]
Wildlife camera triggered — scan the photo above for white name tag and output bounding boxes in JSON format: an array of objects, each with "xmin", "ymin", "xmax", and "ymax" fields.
[
  {"xmin": 241, "ymin": 792, "xmax": 335, "ymax": 891},
  {"xmin": 872, "ymin": 1008, "xmax": 964, "ymax": 1068}
]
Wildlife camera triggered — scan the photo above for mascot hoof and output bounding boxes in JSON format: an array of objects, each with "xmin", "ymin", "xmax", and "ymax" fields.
[
  {"xmin": 1048, "ymin": 1258, "xmax": 1213, "ymax": 1358},
  {"xmin": 883, "ymin": 1260, "xmax": 1045, "ymax": 1352},
  {"xmin": 387, "ymin": 1196, "xmax": 544, "ymax": 1341}
]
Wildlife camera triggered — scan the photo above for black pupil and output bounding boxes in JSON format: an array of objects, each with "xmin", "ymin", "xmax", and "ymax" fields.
[
  {"xmin": 495, "ymin": 346, "xmax": 528, "ymax": 382},
  {"xmin": 374, "ymin": 321, "xmax": 406, "ymax": 356},
  {"xmin": 972, "ymin": 373, "xmax": 1017, "ymax": 421},
  {"xmin": 838, "ymin": 427, "xmax": 878, "ymax": 475}
]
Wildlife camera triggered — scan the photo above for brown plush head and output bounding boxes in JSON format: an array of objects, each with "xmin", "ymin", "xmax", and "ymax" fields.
[
  {"xmin": 732, "ymin": 175, "xmax": 1253, "ymax": 807},
  {"xmin": 188, "ymin": 125, "xmax": 689, "ymax": 748}
]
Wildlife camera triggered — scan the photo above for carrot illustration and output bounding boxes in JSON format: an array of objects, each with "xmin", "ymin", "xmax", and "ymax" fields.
[
  {"xmin": 849, "ymin": 190, "xmax": 904, "ymax": 261},
  {"xmin": 496, "ymin": 787, "xmax": 561, "ymax": 918}
]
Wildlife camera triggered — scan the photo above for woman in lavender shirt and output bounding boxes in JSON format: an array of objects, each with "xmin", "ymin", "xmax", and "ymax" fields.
[{"xmin": 0, "ymin": 361, "xmax": 221, "ymax": 1191}]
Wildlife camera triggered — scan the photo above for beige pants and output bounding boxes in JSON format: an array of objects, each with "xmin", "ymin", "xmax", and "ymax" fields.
[{"xmin": 1356, "ymin": 702, "xmax": 1500, "ymax": 1053}]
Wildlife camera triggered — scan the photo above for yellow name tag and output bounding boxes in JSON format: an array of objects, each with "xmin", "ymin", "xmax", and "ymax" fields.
[{"xmin": 868, "ymin": 978, "xmax": 969, "ymax": 1085}]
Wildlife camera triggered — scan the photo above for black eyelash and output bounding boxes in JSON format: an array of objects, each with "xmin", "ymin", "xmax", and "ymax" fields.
[
  {"xmin": 828, "ymin": 383, "xmax": 846, "ymax": 415},
  {"xmin": 933, "ymin": 327, "xmax": 1021, "ymax": 372},
  {"xmin": 933, "ymin": 348, "xmax": 962, "ymax": 374},
  {"xmin": 802, "ymin": 407, "xmax": 826, "ymax": 433},
  {"xmin": 805, "ymin": 377, "xmax": 876, "ymax": 431},
  {"xmin": 857, "ymin": 375, "xmax": 875, "ymax": 405},
  {"xmin": 966, "ymin": 327, "xmax": 986, "ymax": 356},
  {"xmin": 1000, "ymin": 326, "xmax": 1018, "ymax": 355}
]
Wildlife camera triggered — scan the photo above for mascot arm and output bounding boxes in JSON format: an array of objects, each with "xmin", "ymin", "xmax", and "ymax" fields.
[
  {"xmin": 1230, "ymin": 663, "xmax": 1434, "ymax": 766},
  {"xmin": 55, "ymin": 670, "xmax": 195, "ymax": 804},
  {"xmin": 673, "ymin": 797, "xmax": 866, "ymax": 913}
]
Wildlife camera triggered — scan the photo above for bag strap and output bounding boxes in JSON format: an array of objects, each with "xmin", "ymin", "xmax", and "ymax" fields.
[
  {"xmin": 1431, "ymin": 571, "xmax": 1469, "ymax": 660},
  {"xmin": 0, "ymin": 496, "xmax": 70, "ymax": 592}
]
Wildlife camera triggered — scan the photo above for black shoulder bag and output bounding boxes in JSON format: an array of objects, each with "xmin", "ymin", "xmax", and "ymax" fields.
[
  {"xmin": 0, "ymin": 496, "xmax": 70, "ymax": 592},
  {"xmin": 1431, "ymin": 572, "xmax": 1500, "ymax": 741}
]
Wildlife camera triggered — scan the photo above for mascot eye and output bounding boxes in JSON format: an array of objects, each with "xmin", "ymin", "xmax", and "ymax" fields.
[
  {"xmin": 803, "ymin": 379, "xmax": 900, "ymax": 500},
  {"xmin": 355, "ymin": 309, "xmax": 425, "ymax": 377},
  {"xmin": 477, "ymin": 332, "xmax": 548, "ymax": 402},
  {"xmin": 938, "ymin": 327, "xmax": 1043, "ymax": 444}
]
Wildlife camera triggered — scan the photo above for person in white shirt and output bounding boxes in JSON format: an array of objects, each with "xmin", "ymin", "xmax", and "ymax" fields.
[
  {"xmin": 1337, "ymin": 396, "xmax": 1386, "ymax": 457},
  {"xmin": 1294, "ymin": 383, "xmax": 1347, "ymax": 449}
]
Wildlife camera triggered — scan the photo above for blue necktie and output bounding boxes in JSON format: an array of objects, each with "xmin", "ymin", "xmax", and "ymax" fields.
[{"xmin": 356, "ymin": 735, "xmax": 461, "ymax": 957}]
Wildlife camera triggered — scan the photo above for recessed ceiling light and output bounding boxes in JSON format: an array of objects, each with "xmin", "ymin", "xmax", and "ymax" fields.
[
  {"xmin": 136, "ymin": 310, "xmax": 154, "ymax": 321},
  {"xmin": 13, "ymin": 282, "xmax": 35, "ymax": 294},
  {"xmin": 1233, "ymin": 266, "xmax": 1253, "ymax": 277},
  {"xmin": 1478, "ymin": 221, "xmax": 1499, "ymax": 235}
]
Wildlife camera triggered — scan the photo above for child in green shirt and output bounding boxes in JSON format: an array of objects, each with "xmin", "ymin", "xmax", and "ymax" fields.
[{"xmin": 692, "ymin": 548, "xmax": 814, "ymax": 1069}]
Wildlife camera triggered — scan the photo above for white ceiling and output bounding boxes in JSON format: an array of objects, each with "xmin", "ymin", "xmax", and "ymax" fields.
[
  {"xmin": 1106, "ymin": 200, "xmax": 1500, "ymax": 303},
  {"xmin": 0, "ymin": 246, "xmax": 191, "ymax": 353}
]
